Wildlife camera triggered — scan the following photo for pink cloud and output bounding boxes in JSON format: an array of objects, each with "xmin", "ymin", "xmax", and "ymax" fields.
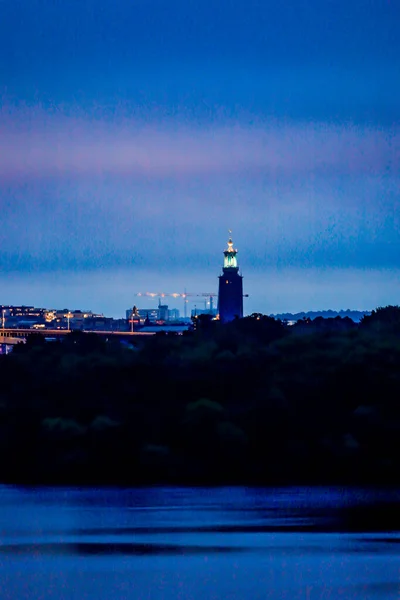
[{"xmin": 0, "ymin": 108, "xmax": 398, "ymax": 181}]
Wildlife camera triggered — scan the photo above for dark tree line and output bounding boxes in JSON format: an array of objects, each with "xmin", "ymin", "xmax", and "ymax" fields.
[{"xmin": 0, "ymin": 307, "xmax": 400, "ymax": 485}]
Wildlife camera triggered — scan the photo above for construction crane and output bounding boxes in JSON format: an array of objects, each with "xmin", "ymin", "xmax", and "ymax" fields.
[{"xmin": 134, "ymin": 292, "xmax": 218, "ymax": 319}]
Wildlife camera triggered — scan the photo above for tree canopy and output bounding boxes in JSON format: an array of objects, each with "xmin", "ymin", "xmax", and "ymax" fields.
[{"xmin": 0, "ymin": 308, "xmax": 399, "ymax": 486}]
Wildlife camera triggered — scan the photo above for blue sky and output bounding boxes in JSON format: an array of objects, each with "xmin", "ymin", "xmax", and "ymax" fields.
[{"xmin": 1, "ymin": 0, "xmax": 399, "ymax": 316}]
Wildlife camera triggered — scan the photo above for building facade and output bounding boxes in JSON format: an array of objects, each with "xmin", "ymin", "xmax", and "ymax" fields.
[
  {"xmin": 126, "ymin": 305, "xmax": 181, "ymax": 323},
  {"xmin": 218, "ymin": 235, "xmax": 243, "ymax": 322}
]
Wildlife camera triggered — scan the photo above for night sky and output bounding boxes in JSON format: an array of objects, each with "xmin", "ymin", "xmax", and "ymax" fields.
[{"xmin": 1, "ymin": 0, "xmax": 399, "ymax": 316}]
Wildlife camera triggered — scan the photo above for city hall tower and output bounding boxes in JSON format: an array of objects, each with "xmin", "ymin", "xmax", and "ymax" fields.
[{"xmin": 218, "ymin": 234, "xmax": 243, "ymax": 322}]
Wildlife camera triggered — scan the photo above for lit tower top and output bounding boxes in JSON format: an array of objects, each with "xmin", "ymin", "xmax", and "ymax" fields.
[
  {"xmin": 223, "ymin": 232, "xmax": 239, "ymax": 271},
  {"xmin": 218, "ymin": 230, "xmax": 243, "ymax": 322}
]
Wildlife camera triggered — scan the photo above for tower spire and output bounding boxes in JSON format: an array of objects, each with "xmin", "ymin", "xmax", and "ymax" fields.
[{"xmin": 223, "ymin": 230, "xmax": 238, "ymax": 270}]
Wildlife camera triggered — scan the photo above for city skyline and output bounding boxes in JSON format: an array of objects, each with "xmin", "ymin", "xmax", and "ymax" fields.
[{"xmin": 1, "ymin": 0, "xmax": 399, "ymax": 315}]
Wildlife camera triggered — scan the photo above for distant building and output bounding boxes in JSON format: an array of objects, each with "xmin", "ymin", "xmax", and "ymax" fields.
[
  {"xmin": 158, "ymin": 303, "xmax": 169, "ymax": 321},
  {"xmin": 132, "ymin": 308, "xmax": 159, "ymax": 322},
  {"xmin": 126, "ymin": 304, "xmax": 181, "ymax": 323},
  {"xmin": 1, "ymin": 305, "xmax": 46, "ymax": 318},
  {"xmin": 1, "ymin": 305, "xmax": 47, "ymax": 328},
  {"xmin": 218, "ymin": 235, "xmax": 243, "ymax": 322},
  {"xmin": 168, "ymin": 308, "xmax": 180, "ymax": 321},
  {"xmin": 51, "ymin": 309, "xmax": 101, "ymax": 330},
  {"xmin": 84, "ymin": 317, "xmax": 128, "ymax": 332}
]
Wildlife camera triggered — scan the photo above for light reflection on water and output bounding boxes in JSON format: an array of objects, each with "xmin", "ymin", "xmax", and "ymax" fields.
[{"xmin": 0, "ymin": 486, "xmax": 399, "ymax": 600}]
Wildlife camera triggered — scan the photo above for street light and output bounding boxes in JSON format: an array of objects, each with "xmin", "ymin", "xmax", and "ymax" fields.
[{"xmin": 66, "ymin": 312, "xmax": 73, "ymax": 331}]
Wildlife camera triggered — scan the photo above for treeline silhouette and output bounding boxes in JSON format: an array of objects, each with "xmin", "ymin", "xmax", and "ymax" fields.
[
  {"xmin": 273, "ymin": 309, "xmax": 369, "ymax": 322},
  {"xmin": 1, "ymin": 306, "xmax": 400, "ymax": 486}
]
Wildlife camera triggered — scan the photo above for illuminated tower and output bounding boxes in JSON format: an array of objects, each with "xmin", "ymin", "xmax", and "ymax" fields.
[{"xmin": 218, "ymin": 234, "xmax": 243, "ymax": 322}]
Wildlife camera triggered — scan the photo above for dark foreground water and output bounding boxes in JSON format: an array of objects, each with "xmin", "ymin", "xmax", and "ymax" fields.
[{"xmin": 0, "ymin": 487, "xmax": 399, "ymax": 600}]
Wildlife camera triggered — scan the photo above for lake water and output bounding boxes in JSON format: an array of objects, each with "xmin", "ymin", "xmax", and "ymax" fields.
[{"xmin": 0, "ymin": 486, "xmax": 399, "ymax": 599}]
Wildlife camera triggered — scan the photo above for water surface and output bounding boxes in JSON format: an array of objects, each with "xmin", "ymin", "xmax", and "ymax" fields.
[{"xmin": 0, "ymin": 486, "xmax": 399, "ymax": 599}]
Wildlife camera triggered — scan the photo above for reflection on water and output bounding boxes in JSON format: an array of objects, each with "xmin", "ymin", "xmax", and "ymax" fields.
[{"xmin": 0, "ymin": 486, "xmax": 399, "ymax": 599}]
